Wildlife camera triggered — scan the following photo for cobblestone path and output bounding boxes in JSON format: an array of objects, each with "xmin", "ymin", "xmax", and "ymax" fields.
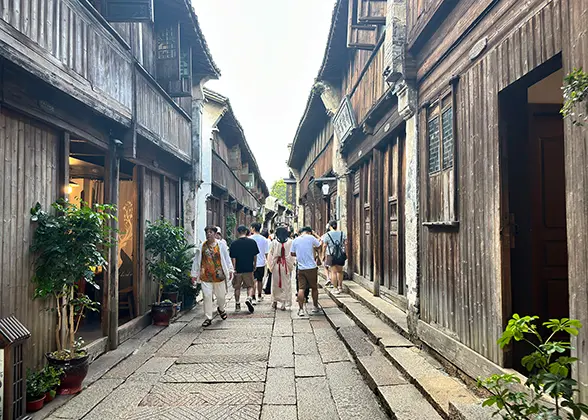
[{"xmin": 43, "ymin": 287, "xmax": 389, "ymax": 420}]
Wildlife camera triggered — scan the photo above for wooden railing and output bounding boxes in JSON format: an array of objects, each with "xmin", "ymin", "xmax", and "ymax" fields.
[
  {"xmin": 349, "ymin": 39, "xmax": 387, "ymax": 125},
  {"xmin": 212, "ymin": 152, "xmax": 259, "ymax": 210},
  {"xmin": 136, "ymin": 70, "xmax": 192, "ymax": 159},
  {"xmin": 0, "ymin": 0, "xmax": 134, "ymax": 122}
]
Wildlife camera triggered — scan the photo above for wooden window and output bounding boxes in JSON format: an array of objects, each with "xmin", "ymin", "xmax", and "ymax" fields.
[
  {"xmin": 428, "ymin": 94, "xmax": 454, "ymax": 174},
  {"xmin": 425, "ymin": 88, "xmax": 458, "ymax": 225}
]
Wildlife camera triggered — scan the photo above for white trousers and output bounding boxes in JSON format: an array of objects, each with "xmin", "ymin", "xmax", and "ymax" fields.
[{"xmin": 201, "ymin": 281, "xmax": 227, "ymax": 320}]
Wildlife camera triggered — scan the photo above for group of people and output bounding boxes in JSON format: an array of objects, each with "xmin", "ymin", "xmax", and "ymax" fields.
[{"xmin": 190, "ymin": 220, "xmax": 347, "ymax": 327}]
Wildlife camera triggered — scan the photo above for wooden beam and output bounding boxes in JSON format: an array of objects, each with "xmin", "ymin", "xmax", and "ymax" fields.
[
  {"xmin": 372, "ymin": 149, "xmax": 383, "ymax": 297},
  {"xmin": 104, "ymin": 142, "xmax": 120, "ymax": 350}
]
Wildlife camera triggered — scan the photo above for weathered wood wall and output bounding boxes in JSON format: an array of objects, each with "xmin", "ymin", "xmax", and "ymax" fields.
[
  {"xmin": 0, "ymin": 108, "xmax": 59, "ymax": 368},
  {"xmin": 299, "ymin": 120, "xmax": 334, "ymax": 180},
  {"xmin": 562, "ymin": 0, "xmax": 588, "ymax": 404},
  {"xmin": 212, "ymin": 151, "xmax": 259, "ymax": 211},
  {"xmin": 415, "ymin": 0, "xmax": 564, "ymax": 365},
  {"xmin": 0, "ymin": 0, "xmax": 133, "ymax": 123},
  {"xmin": 111, "ymin": 22, "xmax": 156, "ymax": 76},
  {"xmin": 345, "ymin": 40, "xmax": 387, "ymax": 125},
  {"xmin": 136, "ymin": 71, "xmax": 192, "ymax": 160},
  {"xmin": 143, "ymin": 168, "xmax": 163, "ymax": 307}
]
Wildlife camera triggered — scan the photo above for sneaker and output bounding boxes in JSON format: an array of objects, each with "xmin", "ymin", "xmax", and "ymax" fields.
[
  {"xmin": 252, "ymin": 298, "xmax": 257, "ymax": 306},
  {"xmin": 325, "ymin": 280, "xmax": 333, "ymax": 288},
  {"xmin": 245, "ymin": 298, "xmax": 255, "ymax": 314},
  {"xmin": 297, "ymin": 308, "xmax": 305, "ymax": 317},
  {"xmin": 280, "ymin": 303, "xmax": 286, "ymax": 311},
  {"xmin": 258, "ymin": 295, "xmax": 264, "ymax": 302},
  {"xmin": 311, "ymin": 306, "xmax": 321, "ymax": 314},
  {"xmin": 235, "ymin": 303, "xmax": 241, "ymax": 312},
  {"xmin": 332, "ymin": 289, "xmax": 340, "ymax": 295}
]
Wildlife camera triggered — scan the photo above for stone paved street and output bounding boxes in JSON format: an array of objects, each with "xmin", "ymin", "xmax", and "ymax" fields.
[{"xmin": 41, "ymin": 286, "xmax": 391, "ymax": 420}]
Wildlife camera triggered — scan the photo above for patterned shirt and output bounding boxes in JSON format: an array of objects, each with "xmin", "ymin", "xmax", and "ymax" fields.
[{"xmin": 201, "ymin": 241, "xmax": 225, "ymax": 283}]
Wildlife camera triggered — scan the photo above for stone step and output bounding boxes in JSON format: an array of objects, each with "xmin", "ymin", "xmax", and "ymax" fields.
[{"xmin": 319, "ymin": 282, "xmax": 489, "ymax": 420}]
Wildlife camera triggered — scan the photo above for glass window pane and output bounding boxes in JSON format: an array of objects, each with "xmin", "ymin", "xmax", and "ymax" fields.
[
  {"xmin": 428, "ymin": 117, "xmax": 440, "ymax": 174},
  {"xmin": 442, "ymin": 107, "xmax": 454, "ymax": 169}
]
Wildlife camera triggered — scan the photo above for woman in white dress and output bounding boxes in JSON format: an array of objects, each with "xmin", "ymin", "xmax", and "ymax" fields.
[{"xmin": 267, "ymin": 226, "xmax": 294, "ymax": 310}]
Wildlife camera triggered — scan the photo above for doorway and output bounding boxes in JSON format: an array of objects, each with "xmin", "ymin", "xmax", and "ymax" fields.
[{"xmin": 500, "ymin": 57, "xmax": 569, "ymax": 369}]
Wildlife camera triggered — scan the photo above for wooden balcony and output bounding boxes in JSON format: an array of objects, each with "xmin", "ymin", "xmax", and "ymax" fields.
[
  {"xmin": 212, "ymin": 151, "xmax": 259, "ymax": 210},
  {"xmin": 0, "ymin": 0, "xmax": 134, "ymax": 124},
  {"xmin": 349, "ymin": 40, "xmax": 387, "ymax": 125},
  {"xmin": 136, "ymin": 69, "xmax": 192, "ymax": 161}
]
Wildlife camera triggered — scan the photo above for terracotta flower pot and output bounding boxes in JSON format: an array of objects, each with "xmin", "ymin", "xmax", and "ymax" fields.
[
  {"xmin": 151, "ymin": 303, "xmax": 174, "ymax": 326},
  {"xmin": 27, "ymin": 396, "xmax": 45, "ymax": 412},
  {"xmin": 46, "ymin": 353, "xmax": 90, "ymax": 395}
]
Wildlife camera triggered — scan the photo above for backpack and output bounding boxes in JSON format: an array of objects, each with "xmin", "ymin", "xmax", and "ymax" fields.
[{"xmin": 327, "ymin": 232, "xmax": 347, "ymax": 266}]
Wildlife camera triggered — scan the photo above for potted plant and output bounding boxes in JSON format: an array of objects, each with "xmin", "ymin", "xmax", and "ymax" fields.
[
  {"xmin": 173, "ymin": 244, "xmax": 198, "ymax": 310},
  {"xmin": 40, "ymin": 365, "xmax": 64, "ymax": 402},
  {"xmin": 26, "ymin": 370, "xmax": 46, "ymax": 412},
  {"xmin": 145, "ymin": 220, "xmax": 192, "ymax": 326},
  {"xmin": 30, "ymin": 200, "xmax": 115, "ymax": 395}
]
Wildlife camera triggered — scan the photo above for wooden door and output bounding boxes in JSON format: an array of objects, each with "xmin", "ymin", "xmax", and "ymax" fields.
[{"xmin": 530, "ymin": 107, "xmax": 568, "ymax": 321}]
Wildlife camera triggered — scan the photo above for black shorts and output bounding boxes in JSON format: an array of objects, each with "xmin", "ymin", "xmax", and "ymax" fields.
[{"xmin": 254, "ymin": 266, "xmax": 265, "ymax": 282}]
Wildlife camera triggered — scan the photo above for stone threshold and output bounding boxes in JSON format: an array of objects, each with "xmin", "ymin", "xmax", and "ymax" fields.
[
  {"xmin": 319, "ymin": 278, "xmax": 495, "ymax": 420},
  {"xmin": 31, "ymin": 299, "xmax": 204, "ymax": 420}
]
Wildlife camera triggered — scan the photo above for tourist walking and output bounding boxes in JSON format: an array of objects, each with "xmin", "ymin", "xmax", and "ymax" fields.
[
  {"xmin": 322, "ymin": 220, "xmax": 347, "ymax": 294},
  {"xmin": 261, "ymin": 229, "xmax": 273, "ymax": 295},
  {"xmin": 229, "ymin": 225, "xmax": 259, "ymax": 313},
  {"xmin": 250, "ymin": 222, "xmax": 269, "ymax": 304},
  {"xmin": 291, "ymin": 226, "xmax": 322, "ymax": 316},
  {"xmin": 215, "ymin": 226, "xmax": 228, "ymax": 248},
  {"xmin": 191, "ymin": 226, "xmax": 233, "ymax": 327},
  {"xmin": 267, "ymin": 226, "xmax": 294, "ymax": 310}
]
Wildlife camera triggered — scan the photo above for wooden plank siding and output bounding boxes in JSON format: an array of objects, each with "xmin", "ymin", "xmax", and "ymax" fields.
[
  {"xmin": 347, "ymin": 39, "xmax": 387, "ymax": 125},
  {"xmin": 136, "ymin": 71, "xmax": 192, "ymax": 160},
  {"xmin": 0, "ymin": 0, "xmax": 133, "ymax": 124},
  {"xmin": 562, "ymin": 0, "xmax": 588, "ymax": 404},
  {"xmin": 299, "ymin": 120, "xmax": 334, "ymax": 182},
  {"xmin": 416, "ymin": 0, "xmax": 564, "ymax": 365},
  {"xmin": 111, "ymin": 22, "xmax": 156, "ymax": 76},
  {"xmin": 211, "ymin": 151, "xmax": 259, "ymax": 211},
  {"xmin": 0, "ymin": 108, "xmax": 59, "ymax": 369}
]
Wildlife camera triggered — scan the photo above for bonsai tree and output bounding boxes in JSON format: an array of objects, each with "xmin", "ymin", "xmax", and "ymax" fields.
[
  {"xmin": 30, "ymin": 199, "xmax": 115, "ymax": 360},
  {"xmin": 478, "ymin": 315, "xmax": 588, "ymax": 419},
  {"xmin": 145, "ymin": 219, "xmax": 190, "ymax": 305}
]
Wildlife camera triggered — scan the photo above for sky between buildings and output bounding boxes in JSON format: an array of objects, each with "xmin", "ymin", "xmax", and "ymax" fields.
[{"xmin": 192, "ymin": 0, "xmax": 336, "ymax": 189}]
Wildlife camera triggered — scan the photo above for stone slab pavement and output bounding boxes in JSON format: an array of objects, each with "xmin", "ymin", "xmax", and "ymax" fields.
[{"xmin": 39, "ymin": 280, "xmax": 430, "ymax": 419}]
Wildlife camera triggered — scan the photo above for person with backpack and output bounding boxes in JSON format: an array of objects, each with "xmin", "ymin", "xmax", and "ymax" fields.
[
  {"xmin": 322, "ymin": 220, "xmax": 347, "ymax": 294},
  {"xmin": 267, "ymin": 225, "xmax": 294, "ymax": 310}
]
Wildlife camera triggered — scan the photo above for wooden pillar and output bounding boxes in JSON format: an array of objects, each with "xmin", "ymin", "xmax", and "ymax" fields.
[
  {"xmin": 371, "ymin": 149, "xmax": 383, "ymax": 297},
  {"xmin": 104, "ymin": 141, "xmax": 120, "ymax": 350},
  {"xmin": 135, "ymin": 166, "xmax": 145, "ymax": 316},
  {"xmin": 346, "ymin": 172, "xmax": 354, "ymax": 278},
  {"xmin": 58, "ymin": 132, "xmax": 70, "ymax": 347}
]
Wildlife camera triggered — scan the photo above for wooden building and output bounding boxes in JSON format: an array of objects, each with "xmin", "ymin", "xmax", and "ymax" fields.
[
  {"xmin": 0, "ymin": 0, "xmax": 220, "ymax": 368},
  {"xmin": 408, "ymin": 0, "xmax": 588, "ymax": 401},
  {"xmin": 199, "ymin": 88, "xmax": 268, "ymax": 242},
  {"xmin": 289, "ymin": 0, "xmax": 588, "ymax": 402}
]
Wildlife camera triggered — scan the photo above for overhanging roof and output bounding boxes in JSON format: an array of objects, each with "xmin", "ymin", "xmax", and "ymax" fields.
[
  {"xmin": 204, "ymin": 88, "xmax": 270, "ymax": 198},
  {"xmin": 287, "ymin": 0, "xmax": 348, "ymax": 169}
]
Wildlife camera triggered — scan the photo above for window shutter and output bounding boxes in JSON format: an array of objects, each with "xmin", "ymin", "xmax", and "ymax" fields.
[
  {"xmin": 103, "ymin": 0, "xmax": 153, "ymax": 22},
  {"xmin": 347, "ymin": 0, "xmax": 379, "ymax": 50},
  {"xmin": 166, "ymin": 44, "xmax": 192, "ymax": 97},
  {"xmin": 357, "ymin": 0, "xmax": 387, "ymax": 24},
  {"xmin": 348, "ymin": 25, "xmax": 379, "ymax": 50},
  {"xmin": 156, "ymin": 22, "xmax": 181, "ymax": 83}
]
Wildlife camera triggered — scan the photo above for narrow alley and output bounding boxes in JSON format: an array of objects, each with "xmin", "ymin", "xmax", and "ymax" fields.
[{"xmin": 35, "ymin": 285, "xmax": 416, "ymax": 420}]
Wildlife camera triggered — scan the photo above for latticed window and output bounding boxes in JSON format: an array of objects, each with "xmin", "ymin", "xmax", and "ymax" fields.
[
  {"xmin": 426, "ymin": 90, "xmax": 458, "ymax": 223},
  {"xmin": 428, "ymin": 95, "xmax": 454, "ymax": 174}
]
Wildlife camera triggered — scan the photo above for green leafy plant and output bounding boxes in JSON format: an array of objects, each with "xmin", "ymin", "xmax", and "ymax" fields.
[
  {"xmin": 145, "ymin": 219, "xmax": 192, "ymax": 304},
  {"xmin": 478, "ymin": 315, "xmax": 588, "ymax": 419},
  {"xmin": 39, "ymin": 365, "xmax": 64, "ymax": 394},
  {"xmin": 30, "ymin": 199, "xmax": 115, "ymax": 360},
  {"xmin": 26, "ymin": 370, "xmax": 46, "ymax": 400},
  {"xmin": 562, "ymin": 68, "xmax": 588, "ymax": 126},
  {"xmin": 225, "ymin": 214, "xmax": 237, "ymax": 245}
]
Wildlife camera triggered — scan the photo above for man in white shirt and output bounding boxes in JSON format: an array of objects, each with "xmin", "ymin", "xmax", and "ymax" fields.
[
  {"xmin": 291, "ymin": 226, "xmax": 322, "ymax": 316},
  {"xmin": 250, "ymin": 222, "xmax": 269, "ymax": 303}
]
